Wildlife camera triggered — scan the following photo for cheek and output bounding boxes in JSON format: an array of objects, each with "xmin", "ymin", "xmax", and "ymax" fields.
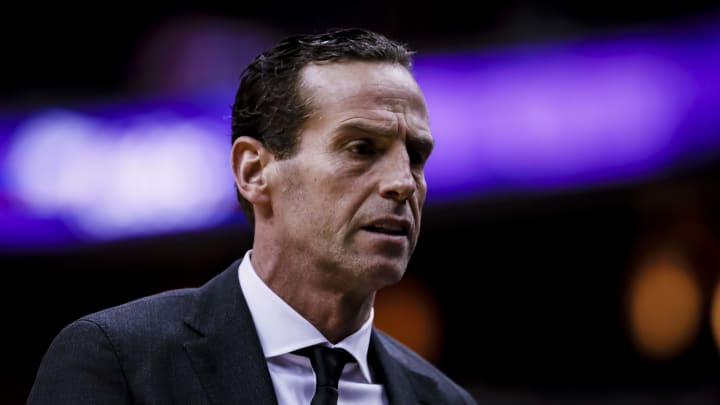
[{"xmin": 416, "ymin": 178, "xmax": 428, "ymax": 205}]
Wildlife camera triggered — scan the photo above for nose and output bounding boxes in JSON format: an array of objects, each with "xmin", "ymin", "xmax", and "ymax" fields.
[{"xmin": 378, "ymin": 147, "xmax": 416, "ymax": 202}]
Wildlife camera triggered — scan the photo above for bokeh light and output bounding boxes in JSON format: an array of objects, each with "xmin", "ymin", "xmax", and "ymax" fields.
[
  {"xmin": 710, "ymin": 277, "xmax": 720, "ymax": 355},
  {"xmin": 374, "ymin": 276, "xmax": 443, "ymax": 364},
  {"xmin": 626, "ymin": 249, "xmax": 702, "ymax": 360}
]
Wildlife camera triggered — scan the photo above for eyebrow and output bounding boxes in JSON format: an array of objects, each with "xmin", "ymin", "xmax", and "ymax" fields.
[{"xmin": 337, "ymin": 120, "xmax": 435, "ymax": 155}]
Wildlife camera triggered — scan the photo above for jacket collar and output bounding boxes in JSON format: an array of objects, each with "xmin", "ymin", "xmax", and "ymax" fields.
[
  {"xmin": 371, "ymin": 329, "xmax": 445, "ymax": 405},
  {"xmin": 180, "ymin": 259, "xmax": 442, "ymax": 405},
  {"xmin": 182, "ymin": 259, "xmax": 278, "ymax": 405}
]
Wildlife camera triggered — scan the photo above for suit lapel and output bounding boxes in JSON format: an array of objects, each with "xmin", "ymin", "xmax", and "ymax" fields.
[
  {"xmin": 182, "ymin": 260, "xmax": 278, "ymax": 405},
  {"xmin": 178, "ymin": 261, "xmax": 446, "ymax": 405},
  {"xmin": 371, "ymin": 330, "xmax": 443, "ymax": 405}
]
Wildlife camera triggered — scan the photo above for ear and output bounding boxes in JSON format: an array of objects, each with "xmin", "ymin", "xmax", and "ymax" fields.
[{"xmin": 231, "ymin": 136, "xmax": 272, "ymax": 207}]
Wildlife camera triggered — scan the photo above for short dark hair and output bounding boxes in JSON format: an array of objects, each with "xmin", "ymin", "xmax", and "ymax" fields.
[{"xmin": 231, "ymin": 28, "xmax": 415, "ymax": 225}]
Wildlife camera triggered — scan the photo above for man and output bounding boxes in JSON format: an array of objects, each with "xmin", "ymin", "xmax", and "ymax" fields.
[{"xmin": 28, "ymin": 28, "xmax": 478, "ymax": 404}]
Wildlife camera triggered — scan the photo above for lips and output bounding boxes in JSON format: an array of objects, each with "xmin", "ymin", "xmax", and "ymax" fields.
[{"xmin": 361, "ymin": 218, "xmax": 411, "ymax": 237}]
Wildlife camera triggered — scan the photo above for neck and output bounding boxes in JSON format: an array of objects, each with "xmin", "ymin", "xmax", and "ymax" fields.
[{"xmin": 250, "ymin": 241, "xmax": 375, "ymax": 343}]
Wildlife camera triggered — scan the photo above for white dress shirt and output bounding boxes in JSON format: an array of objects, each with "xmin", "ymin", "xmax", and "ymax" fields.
[{"xmin": 238, "ymin": 250, "xmax": 389, "ymax": 405}]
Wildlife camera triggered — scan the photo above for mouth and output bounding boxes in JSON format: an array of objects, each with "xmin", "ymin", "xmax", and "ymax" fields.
[{"xmin": 361, "ymin": 219, "xmax": 410, "ymax": 237}]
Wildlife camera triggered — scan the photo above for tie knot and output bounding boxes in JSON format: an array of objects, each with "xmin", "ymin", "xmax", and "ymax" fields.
[{"xmin": 295, "ymin": 345, "xmax": 355, "ymax": 388}]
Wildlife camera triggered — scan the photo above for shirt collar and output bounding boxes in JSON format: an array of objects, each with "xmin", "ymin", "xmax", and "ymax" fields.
[{"xmin": 238, "ymin": 250, "xmax": 375, "ymax": 383}]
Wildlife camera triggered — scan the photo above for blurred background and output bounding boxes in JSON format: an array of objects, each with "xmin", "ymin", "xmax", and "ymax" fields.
[{"xmin": 3, "ymin": 1, "xmax": 720, "ymax": 403}]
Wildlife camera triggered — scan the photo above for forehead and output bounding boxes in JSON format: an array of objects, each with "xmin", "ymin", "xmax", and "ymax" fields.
[{"xmin": 299, "ymin": 61, "xmax": 430, "ymax": 124}]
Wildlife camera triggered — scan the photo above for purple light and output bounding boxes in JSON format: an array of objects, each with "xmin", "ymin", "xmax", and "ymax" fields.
[
  {"xmin": 5, "ymin": 109, "xmax": 235, "ymax": 241},
  {"xmin": 2, "ymin": 17, "xmax": 720, "ymax": 249},
  {"xmin": 415, "ymin": 28, "xmax": 717, "ymax": 200}
]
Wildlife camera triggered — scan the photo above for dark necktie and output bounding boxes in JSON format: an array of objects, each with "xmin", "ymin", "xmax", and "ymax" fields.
[{"xmin": 295, "ymin": 345, "xmax": 355, "ymax": 405}]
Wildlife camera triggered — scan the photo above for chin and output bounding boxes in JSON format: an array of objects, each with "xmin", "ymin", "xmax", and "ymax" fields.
[{"xmin": 365, "ymin": 259, "xmax": 407, "ymax": 287}]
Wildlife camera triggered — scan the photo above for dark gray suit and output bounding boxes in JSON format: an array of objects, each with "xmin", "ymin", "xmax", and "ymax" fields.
[{"xmin": 28, "ymin": 260, "xmax": 478, "ymax": 404}]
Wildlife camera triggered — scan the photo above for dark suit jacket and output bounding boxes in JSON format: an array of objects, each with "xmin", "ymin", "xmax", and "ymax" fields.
[{"xmin": 28, "ymin": 259, "xmax": 478, "ymax": 404}]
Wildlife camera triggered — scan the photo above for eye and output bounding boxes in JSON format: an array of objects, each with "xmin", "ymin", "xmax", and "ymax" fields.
[
  {"xmin": 408, "ymin": 148, "xmax": 423, "ymax": 165},
  {"xmin": 406, "ymin": 137, "xmax": 433, "ymax": 168},
  {"xmin": 347, "ymin": 139, "xmax": 376, "ymax": 156},
  {"xmin": 407, "ymin": 147, "xmax": 430, "ymax": 167}
]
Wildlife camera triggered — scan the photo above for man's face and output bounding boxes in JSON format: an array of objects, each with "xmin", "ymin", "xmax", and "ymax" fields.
[{"xmin": 267, "ymin": 61, "xmax": 433, "ymax": 292}]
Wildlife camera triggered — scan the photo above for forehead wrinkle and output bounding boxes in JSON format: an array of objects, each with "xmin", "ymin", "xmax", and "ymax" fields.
[
  {"xmin": 338, "ymin": 118, "xmax": 398, "ymax": 137},
  {"xmin": 338, "ymin": 93, "xmax": 428, "ymax": 117}
]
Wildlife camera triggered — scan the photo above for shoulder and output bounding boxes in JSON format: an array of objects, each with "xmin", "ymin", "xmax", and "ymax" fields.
[
  {"xmin": 60, "ymin": 258, "xmax": 243, "ymax": 344},
  {"xmin": 29, "ymin": 261, "xmax": 245, "ymax": 403},
  {"xmin": 76, "ymin": 287, "xmax": 201, "ymax": 347},
  {"xmin": 25, "ymin": 290, "xmax": 198, "ymax": 404},
  {"xmin": 84, "ymin": 288, "xmax": 197, "ymax": 328}
]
